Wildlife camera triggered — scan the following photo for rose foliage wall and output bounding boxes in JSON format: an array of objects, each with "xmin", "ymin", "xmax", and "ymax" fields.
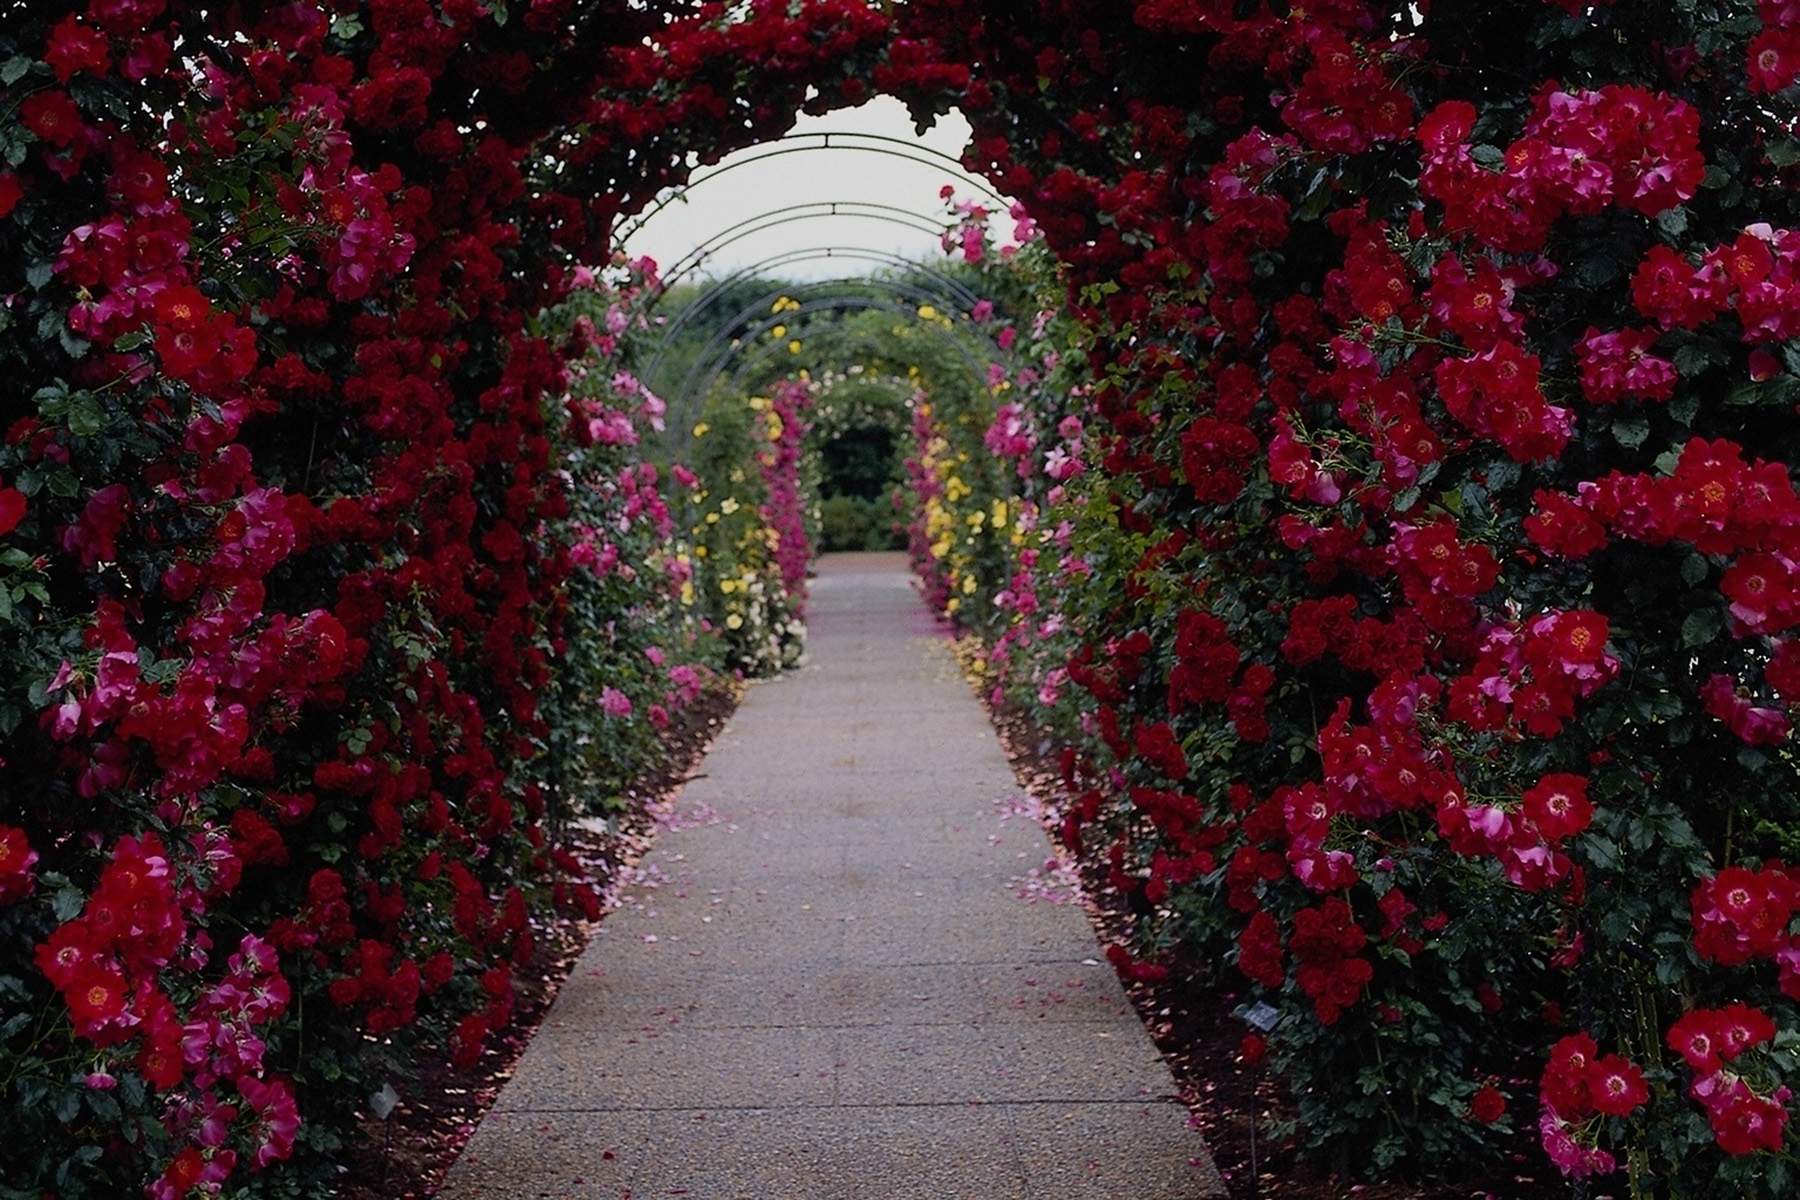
[
  {"xmin": 0, "ymin": 3, "xmax": 820, "ymax": 1193},
  {"xmin": 3, "ymin": 0, "xmax": 1800, "ymax": 1196},
  {"xmin": 902, "ymin": 4, "xmax": 1800, "ymax": 1196}
]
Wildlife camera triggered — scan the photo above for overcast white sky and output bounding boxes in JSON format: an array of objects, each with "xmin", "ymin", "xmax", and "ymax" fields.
[{"xmin": 621, "ymin": 98, "xmax": 1012, "ymax": 284}]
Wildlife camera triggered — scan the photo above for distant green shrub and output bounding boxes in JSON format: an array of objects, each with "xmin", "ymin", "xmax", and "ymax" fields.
[{"xmin": 819, "ymin": 494, "xmax": 900, "ymax": 551}]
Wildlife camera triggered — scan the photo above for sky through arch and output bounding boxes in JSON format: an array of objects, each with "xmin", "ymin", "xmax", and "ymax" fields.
[{"xmin": 621, "ymin": 97, "xmax": 1014, "ymax": 281}]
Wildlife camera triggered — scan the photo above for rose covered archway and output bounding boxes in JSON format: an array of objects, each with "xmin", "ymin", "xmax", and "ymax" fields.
[{"xmin": 5, "ymin": 1, "xmax": 1800, "ymax": 1196}]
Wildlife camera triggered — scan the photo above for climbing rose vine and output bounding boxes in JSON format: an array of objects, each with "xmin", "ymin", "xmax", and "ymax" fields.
[
  {"xmin": 897, "ymin": 2, "xmax": 1800, "ymax": 1195},
  {"xmin": 0, "ymin": 2, "xmax": 835, "ymax": 1192}
]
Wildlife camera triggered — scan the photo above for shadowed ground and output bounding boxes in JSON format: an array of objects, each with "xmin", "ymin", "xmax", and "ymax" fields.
[{"xmin": 442, "ymin": 551, "xmax": 1225, "ymax": 1199}]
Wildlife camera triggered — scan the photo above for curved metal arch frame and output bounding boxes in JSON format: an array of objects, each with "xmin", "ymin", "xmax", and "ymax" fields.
[
  {"xmin": 740, "ymin": 357, "xmax": 935, "ymax": 443},
  {"xmin": 804, "ymin": 366, "xmax": 927, "ymax": 408},
  {"xmin": 641, "ymin": 245, "xmax": 985, "ymax": 387},
  {"xmin": 667, "ymin": 293, "xmax": 1002, "ymax": 458},
  {"xmin": 674, "ymin": 328, "xmax": 986, "ymax": 464},
  {"xmin": 675, "ymin": 277, "xmax": 1003, "ymax": 409},
  {"xmin": 648, "ymin": 243, "xmax": 984, "ymax": 319},
  {"xmin": 658, "ymin": 201, "xmax": 955, "ymax": 291},
  {"xmin": 616, "ymin": 131, "xmax": 1006, "ymax": 247},
  {"xmin": 722, "ymin": 320, "xmax": 993, "ymax": 400}
]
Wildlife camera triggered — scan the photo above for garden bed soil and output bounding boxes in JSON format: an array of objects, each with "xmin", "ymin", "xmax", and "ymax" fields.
[
  {"xmin": 335, "ymin": 679, "xmax": 743, "ymax": 1200},
  {"xmin": 953, "ymin": 636, "xmax": 1583, "ymax": 1200}
]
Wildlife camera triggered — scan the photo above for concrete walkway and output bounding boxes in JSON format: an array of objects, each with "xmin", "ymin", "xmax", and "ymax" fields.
[{"xmin": 443, "ymin": 552, "xmax": 1223, "ymax": 1199}]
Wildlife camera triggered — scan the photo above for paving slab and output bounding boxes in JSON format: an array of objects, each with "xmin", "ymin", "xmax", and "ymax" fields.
[{"xmin": 442, "ymin": 551, "xmax": 1225, "ymax": 1199}]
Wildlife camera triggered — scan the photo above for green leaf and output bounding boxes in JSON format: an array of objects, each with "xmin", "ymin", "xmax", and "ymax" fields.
[
  {"xmin": 51, "ymin": 886, "xmax": 84, "ymax": 922},
  {"xmin": 1726, "ymin": 375, "xmax": 1800, "ymax": 407},
  {"xmin": 1768, "ymin": 139, "xmax": 1800, "ymax": 168},
  {"xmin": 1612, "ymin": 414, "xmax": 1649, "ymax": 449},
  {"xmin": 1681, "ymin": 607, "xmax": 1724, "ymax": 648},
  {"xmin": 65, "ymin": 395, "xmax": 103, "ymax": 437},
  {"xmin": 0, "ymin": 56, "xmax": 33, "ymax": 86},
  {"xmin": 1484, "ymin": 459, "xmax": 1521, "ymax": 493},
  {"xmin": 1680, "ymin": 554, "xmax": 1709, "ymax": 587},
  {"xmin": 1671, "ymin": 338, "xmax": 1726, "ymax": 377},
  {"xmin": 1585, "ymin": 834, "xmax": 1621, "ymax": 870}
]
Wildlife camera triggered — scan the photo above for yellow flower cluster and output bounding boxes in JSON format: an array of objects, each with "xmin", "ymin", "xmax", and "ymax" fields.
[{"xmin": 915, "ymin": 406, "xmax": 993, "ymax": 616}]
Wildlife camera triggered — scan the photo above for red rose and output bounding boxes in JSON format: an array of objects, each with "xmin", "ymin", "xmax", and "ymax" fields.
[
  {"xmin": 1748, "ymin": 27, "xmax": 1800, "ymax": 94},
  {"xmin": 21, "ymin": 90, "xmax": 83, "ymax": 147},
  {"xmin": 45, "ymin": 15, "xmax": 110, "ymax": 83},
  {"xmin": 65, "ymin": 961, "xmax": 130, "ymax": 1031},
  {"xmin": 1522, "ymin": 773, "xmax": 1594, "ymax": 842},
  {"xmin": 1470, "ymin": 1084, "xmax": 1507, "ymax": 1124},
  {"xmin": 0, "ymin": 486, "xmax": 24, "ymax": 536},
  {"xmin": 0, "ymin": 825, "xmax": 36, "ymax": 902},
  {"xmin": 1588, "ymin": 1054, "xmax": 1649, "ymax": 1117}
]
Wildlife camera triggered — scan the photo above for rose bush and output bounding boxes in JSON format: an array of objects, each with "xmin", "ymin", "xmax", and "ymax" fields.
[
  {"xmin": 0, "ymin": 4, "xmax": 828, "ymax": 1194},
  {"xmin": 890, "ymin": 4, "xmax": 1800, "ymax": 1194},
  {"xmin": 677, "ymin": 378, "xmax": 812, "ymax": 675}
]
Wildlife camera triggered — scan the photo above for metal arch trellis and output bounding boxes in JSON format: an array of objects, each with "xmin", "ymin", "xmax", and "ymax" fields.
[
  {"xmin": 654, "ymin": 201, "xmax": 956, "ymax": 293},
  {"xmin": 646, "ymin": 243, "xmax": 985, "ymax": 319},
  {"xmin": 666, "ymin": 290, "xmax": 1005, "ymax": 458},
  {"xmin": 613, "ymin": 130, "xmax": 1009, "ymax": 248},
  {"xmin": 677, "ymin": 291, "xmax": 986, "ymax": 426},
  {"xmin": 673, "ymin": 277, "xmax": 1005, "ymax": 412},
  {"xmin": 638, "ymin": 244, "xmax": 986, "ymax": 389},
  {"xmin": 751, "ymin": 358, "xmax": 929, "ymax": 459},
  {"xmin": 801, "ymin": 368, "xmax": 926, "ymax": 451},
  {"xmin": 691, "ymin": 322, "xmax": 989, "ymax": 465},
  {"xmin": 721, "ymin": 320, "xmax": 992, "ymax": 401}
]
